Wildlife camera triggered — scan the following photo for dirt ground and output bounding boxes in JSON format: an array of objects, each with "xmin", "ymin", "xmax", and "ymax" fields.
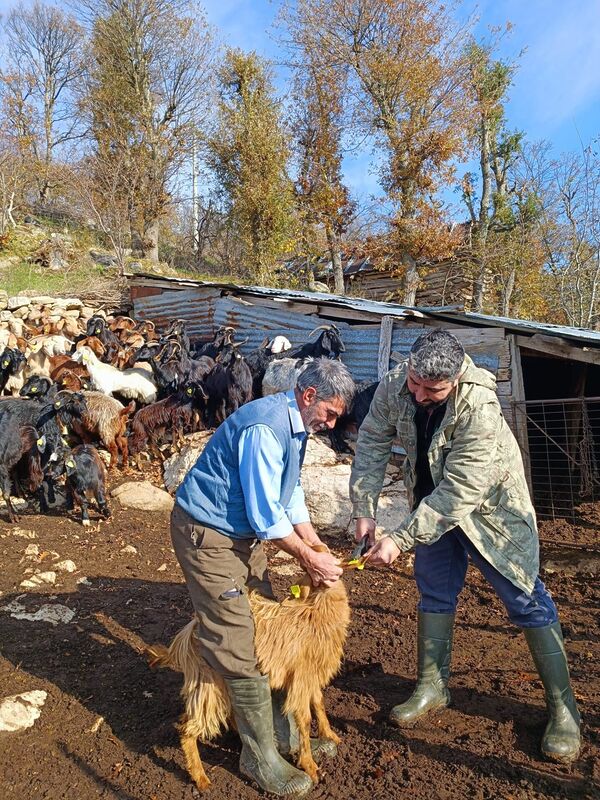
[{"xmin": 0, "ymin": 476, "xmax": 598, "ymax": 800}]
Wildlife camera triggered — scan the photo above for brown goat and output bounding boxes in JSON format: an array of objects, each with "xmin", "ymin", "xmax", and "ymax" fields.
[
  {"xmin": 70, "ymin": 391, "xmax": 135, "ymax": 469},
  {"xmin": 148, "ymin": 560, "xmax": 351, "ymax": 791}
]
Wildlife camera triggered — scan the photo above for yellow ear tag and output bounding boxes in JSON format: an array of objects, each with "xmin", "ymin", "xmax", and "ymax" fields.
[
  {"xmin": 37, "ymin": 438, "xmax": 44, "ymax": 447},
  {"xmin": 2, "ymin": 360, "xmax": 9, "ymax": 367},
  {"xmin": 54, "ymin": 400, "xmax": 61, "ymax": 408},
  {"xmin": 290, "ymin": 585, "xmax": 301, "ymax": 599},
  {"xmin": 66, "ymin": 460, "xmax": 75, "ymax": 469},
  {"xmin": 30, "ymin": 387, "xmax": 37, "ymax": 393},
  {"xmin": 347, "ymin": 558, "xmax": 365, "ymax": 570},
  {"xmin": 186, "ymin": 387, "xmax": 193, "ymax": 395}
]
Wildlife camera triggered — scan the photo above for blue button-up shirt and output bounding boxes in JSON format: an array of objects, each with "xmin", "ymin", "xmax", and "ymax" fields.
[{"xmin": 237, "ymin": 390, "xmax": 310, "ymax": 540}]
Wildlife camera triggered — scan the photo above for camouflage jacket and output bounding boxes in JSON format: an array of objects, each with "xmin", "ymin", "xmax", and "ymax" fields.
[{"xmin": 349, "ymin": 355, "xmax": 539, "ymax": 593}]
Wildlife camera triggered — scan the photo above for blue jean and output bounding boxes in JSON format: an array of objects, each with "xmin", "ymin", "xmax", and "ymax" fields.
[{"xmin": 414, "ymin": 527, "xmax": 558, "ymax": 629}]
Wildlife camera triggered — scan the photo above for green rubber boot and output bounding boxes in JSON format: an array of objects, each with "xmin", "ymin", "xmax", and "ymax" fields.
[
  {"xmin": 524, "ymin": 623, "xmax": 581, "ymax": 763},
  {"xmin": 225, "ymin": 676, "xmax": 313, "ymax": 796},
  {"xmin": 389, "ymin": 611, "xmax": 454, "ymax": 728},
  {"xmin": 272, "ymin": 690, "xmax": 338, "ymax": 762}
]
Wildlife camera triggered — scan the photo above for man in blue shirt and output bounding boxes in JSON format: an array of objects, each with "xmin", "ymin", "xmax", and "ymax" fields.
[{"xmin": 171, "ymin": 358, "xmax": 355, "ymax": 797}]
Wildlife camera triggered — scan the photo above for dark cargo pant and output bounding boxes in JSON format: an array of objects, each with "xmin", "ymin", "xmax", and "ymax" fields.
[{"xmin": 170, "ymin": 502, "xmax": 274, "ymax": 679}]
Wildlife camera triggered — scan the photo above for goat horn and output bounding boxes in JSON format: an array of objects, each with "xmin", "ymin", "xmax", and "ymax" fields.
[
  {"xmin": 308, "ymin": 325, "xmax": 332, "ymax": 337},
  {"xmin": 232, "ymin": 338, "xmax": 249, "ymax": 347}
]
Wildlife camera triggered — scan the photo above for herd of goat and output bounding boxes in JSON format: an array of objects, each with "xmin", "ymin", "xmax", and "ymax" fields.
[{"xmin": 0, "ymin": 312, "xmax": 377, "ymax": 525}]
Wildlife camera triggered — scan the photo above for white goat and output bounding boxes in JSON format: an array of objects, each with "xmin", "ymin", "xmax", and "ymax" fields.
[
  {"xmin": 262, "ymin": 357, "xmax": 311, "ymax": 396},
  {"xmin": 269, "ymin": 335, "xmax": 292, "ymax": 354},
  {"xmin": 26, "ymin": 335, "xmax": 74, "ymax": 377},
  {"xmin": 73, "ymin": 346, "xmax": 157, "ymax": 404}
]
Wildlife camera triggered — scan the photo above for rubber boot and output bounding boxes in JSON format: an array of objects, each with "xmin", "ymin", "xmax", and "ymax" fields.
[
  {"xmin": 225, "ymin": 676, "xmax": 313, "ymax": 796},
  {"xmin": 272, "ymin": 689, "xmax": 337, "ymax": 762},
  {"xmin": 389, "ymin": 611, "xmax": 454, "ymax": 728},
  {"xmin": 524, "ymin": 623, "xmax": 581, "ymax": 763}
]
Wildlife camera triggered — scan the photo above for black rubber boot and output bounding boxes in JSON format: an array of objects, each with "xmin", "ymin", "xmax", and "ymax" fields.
[
  {"xmin": 225, "ymin": 676, "xmax": 313, "ymax": 796},
  {"xmin": 389, "ymin": 611, "xmax": 454, "ymax": 728},
  {"xmin": 524, "ymin": 623, "xmax": 581, "ymax": 763},
  {"xmin": 272, "ymin": 690, "xmax": 337, "ymax": 762}
]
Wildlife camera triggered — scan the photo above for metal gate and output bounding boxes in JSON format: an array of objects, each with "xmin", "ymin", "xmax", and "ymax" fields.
[{"xmin": 513, "ymin": 397, "xmax": 600, "ymax": 519}]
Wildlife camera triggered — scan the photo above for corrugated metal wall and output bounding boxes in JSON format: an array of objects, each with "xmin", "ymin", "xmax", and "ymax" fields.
[{"xmin": 134, "ymin": 289, "xmax": 500, "ymax": 382}]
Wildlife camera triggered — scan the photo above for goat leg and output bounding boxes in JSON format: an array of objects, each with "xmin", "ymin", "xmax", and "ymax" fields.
[
  {"xmin": 74, "ymin": 490, "xmax": 90, "ymax": 526},
  {"xmin": 293, "ymin": 707, "xmax": 319, "ymax": 784},
  {"xmin": 311, "ymin": 688, "xmax": 341, "ymax": 746},
  {"xmin": 178, "ymin": 718, "xmax": 212, "ymax": 792}
]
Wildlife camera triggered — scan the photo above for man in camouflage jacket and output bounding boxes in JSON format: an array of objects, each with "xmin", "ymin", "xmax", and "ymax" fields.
[{"xmin": 350, "ymin": 329, "xmax": 580, "ymax": 763}]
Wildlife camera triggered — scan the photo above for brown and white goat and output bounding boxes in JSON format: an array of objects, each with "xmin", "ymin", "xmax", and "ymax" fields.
[
  {"xmin": 70, "ymin": 391, "xmax": 135, "ymax": 469},
  {"xmin": 148, "ymin": 560, "xmax": 351, "ymax": 791}
]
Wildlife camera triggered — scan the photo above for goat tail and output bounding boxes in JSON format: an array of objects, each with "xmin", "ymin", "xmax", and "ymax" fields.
[
  {"xmin": 146, "ymin": 643, "xmax": 173, "ymax": 670},
  {"xmin": 150, "ymin": 618, "xmax": 232, "ymax": 742}
]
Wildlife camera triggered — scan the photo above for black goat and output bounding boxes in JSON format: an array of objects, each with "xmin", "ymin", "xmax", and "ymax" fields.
[
  {"xmin": 0, "ymin": 391, "xmax": 88, "ymax": 519},
  {"xmin": 84, "ymin": 316, "xmax": 121, "ymax": 363},
  {"xmin": 285, "ymin": 324, "xmax": 345, "ymax": 361},
  {"xmin": 161, "ymin": 319, "xmax": 192, "ymax": 355},
  {"xmin": 0, "ymin": 348, "xmax": 26, "ymax": 394},
  {"xmin": 328, "ymin": 380, "xmax": 379, "ymax": 453},
  {"xmin": 19, "ymin": 375, "xmax": 57, "ymax": 401},
  {"xmin": 203, "ymin": 344, "xmax": 253, "ymax": 428},
  {"xmin": 0, "ymin": 422, "xmax": 45, "ymax": 522},
  {"xmin": 192, "ymin": 326, "xmax": 235, "ymax": 359},
  {"xmin": 245, "ymin": 336, "xmax": 293, "ymax": 399},
  {"xmin": 62, "ymin": 445, "xmax": 110, "ymax": 526}
]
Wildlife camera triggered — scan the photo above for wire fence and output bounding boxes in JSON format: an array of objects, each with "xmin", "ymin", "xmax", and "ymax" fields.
[{"xmin": 514, "ymin": 397, "xmax": 600, "ymax": 520}]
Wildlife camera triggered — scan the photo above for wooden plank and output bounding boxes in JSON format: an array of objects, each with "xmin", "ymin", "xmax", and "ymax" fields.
[
  {"xmin": 509, "ymin": 334, "xmax": 533, "ymax": 494},
  {"xmin": 496, "ymin": 381, "xmax": 513, "ymax": 396},
  {"xmin": 378, "ymin": 316, "xmax": 394, "ymax": 379},
  {"xmin": 516, "ymin": 334, "xmax": 600, "ymax": 367}
]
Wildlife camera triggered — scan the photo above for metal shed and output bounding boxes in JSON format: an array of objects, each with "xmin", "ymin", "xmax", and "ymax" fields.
[{"xmin": 128, "ymin": 273, "xmax": 600, "ymax": 521}]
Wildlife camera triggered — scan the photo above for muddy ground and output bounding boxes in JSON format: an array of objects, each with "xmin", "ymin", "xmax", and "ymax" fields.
[{"xmin": 0, "ymin": 479, "xmax": 598, "ymax": 800}]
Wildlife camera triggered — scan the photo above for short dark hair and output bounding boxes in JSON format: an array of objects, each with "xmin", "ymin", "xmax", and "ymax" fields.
[{"xmin": 409, "ymin": 329, "xmax": 465, "ymax": 381}]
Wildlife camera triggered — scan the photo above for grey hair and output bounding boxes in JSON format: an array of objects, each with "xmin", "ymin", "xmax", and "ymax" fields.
[
  {"xmin": 409, "ymin": 329, "xmax": 465, "ymax": 381},
  {"xmin": 296, "ymin": 358, "xmax": 355, "ymax": 411}
]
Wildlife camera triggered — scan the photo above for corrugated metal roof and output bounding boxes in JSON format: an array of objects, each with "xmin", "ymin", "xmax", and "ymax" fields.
[
  {"xmin": 129, "ymin": 272, "xmax": 441, "ymax": 320},
  {"xmin": 133, "ymin": 284, "xmax": 500, "ymax": 381},
  {"xmin": 128, "ymin": 272, "xmax": 600, "ymax": 348},
  {"xmin": 422, "ymin": 309, "xmax": 600, "ymax": 347}
]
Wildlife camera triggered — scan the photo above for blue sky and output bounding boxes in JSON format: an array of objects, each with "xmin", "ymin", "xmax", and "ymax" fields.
[
  {"xmin": 1, "ymin": 0, "xmax": 599, "ymax": 210},
  {"xmin": 200, "ymin": 0, "xmax": 600, "ymax": 205}
]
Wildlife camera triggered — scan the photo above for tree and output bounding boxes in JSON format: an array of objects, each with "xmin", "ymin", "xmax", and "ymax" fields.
[
  {"xmin": 208, "ymin": 49, "xmax": 296, "ymax": 283},
  {"xmin": 522, "ymin": 142, "xmax": 600, "ymax": 328},
  {"xmin": 460, "ymin": 40, "xmax": 524, "ymax": 312},
  {"xmin": 79, "ymin": 0, "xmax": 213, "ymax": 262},
  {"xmin": 285, "ymin": 0, "xmax": 472, "ymax": 304},
  {"xmin": 0, "ymin": 1, "xmax": 84, "ymax": 203},
  {"xmin": 283, "ymin": 10, "xmax": 354, "ymax": 294}
]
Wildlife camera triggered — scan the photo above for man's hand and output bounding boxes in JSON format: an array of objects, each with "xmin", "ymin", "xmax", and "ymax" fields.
[
  {"xmin": 364, "ymin": 535, "xmax": 401, "ymax": 567},
  {"xmin": 304, "ymin": 549, "xmax": 343, "ymax": 588},
  {"xmin": 355, "ymin": 517, "xmax": 377, "ymax": 546}
]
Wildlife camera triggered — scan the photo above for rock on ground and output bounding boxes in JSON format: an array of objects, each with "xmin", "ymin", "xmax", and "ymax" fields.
[
  {"xmin": 302, "ymin": 436, "xmax": 408, "ymax": 535},
  {"xmin": 162, "ymin": 431, "xmax": 212, "ymax": 493},
  {"xmin": 1, "ymin": 600, "xmax": 75, "ymax": 626},
  {"xmin": 163, "ymin": 431, "xmax": 408, "ymax": 536},
  {"xmin": 111, "ymin": 481, "xmax": 174, "ymax": 512},
  {"xmin": 0, "ymin": 691, "xmax": 47, "ymax": 732}
]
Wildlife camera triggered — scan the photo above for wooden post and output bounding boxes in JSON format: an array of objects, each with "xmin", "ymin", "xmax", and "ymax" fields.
[
  {"xmin": 378, "ymin": 316, "xmax": 394, "ymax": 378},
  {"xmin": 508, "ymin": 335, "xmax": 533, "ymax": 495}
]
